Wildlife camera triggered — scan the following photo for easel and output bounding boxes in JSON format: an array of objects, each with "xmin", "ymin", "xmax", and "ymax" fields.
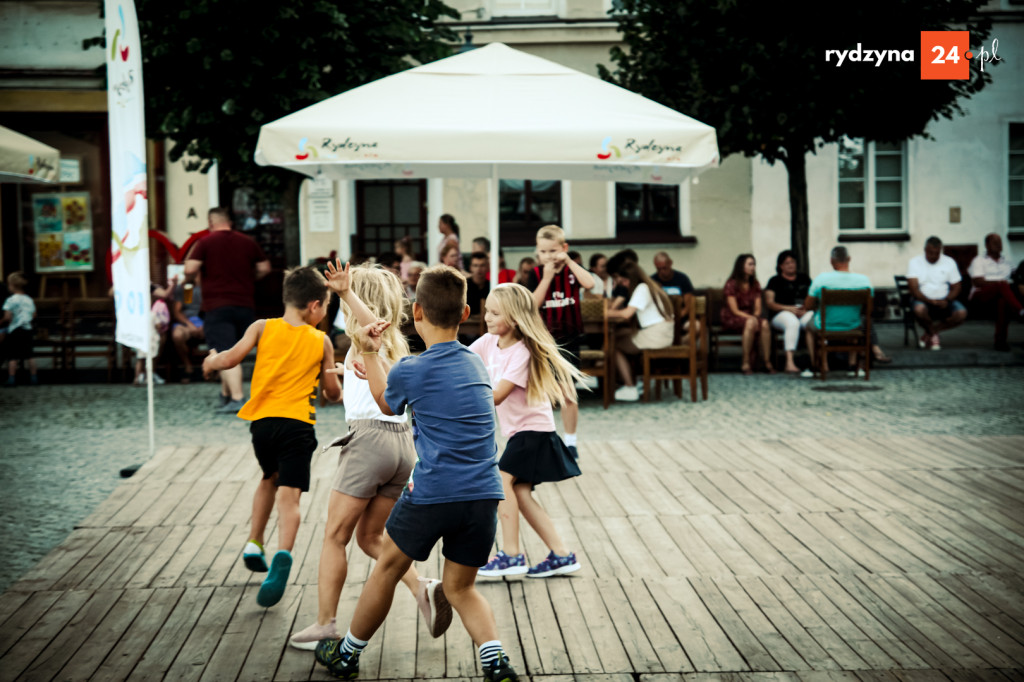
[{"xmin": 39, "ymin": 273, "xmax": 88, "ymax": 299}]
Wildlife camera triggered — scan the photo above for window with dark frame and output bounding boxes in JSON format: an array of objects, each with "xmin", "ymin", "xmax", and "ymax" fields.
[
  {"xmin": 499, "ymin": 180, "xmax": 561, "ymax": 246},
  {"xmin": 615, "ymin": 183, "xmax": 679, "ymax": 240},
  {"xmin": 1010, "ymin": 123, "xmax": 1024, "ymax": 232},
  {"xmin": 354, "ymin": 180, "xmax": 427, "ymax": 260}
]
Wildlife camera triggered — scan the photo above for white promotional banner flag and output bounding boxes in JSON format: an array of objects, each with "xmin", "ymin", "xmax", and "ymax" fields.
[{"xmin": 105, "ymin": 0, "xmax": 151, "ymax": 353}]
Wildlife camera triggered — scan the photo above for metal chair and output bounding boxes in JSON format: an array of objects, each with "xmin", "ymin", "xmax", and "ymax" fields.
[{"xmin": 893, "ymin": 275, "xmax": 917, "ymax": 346}]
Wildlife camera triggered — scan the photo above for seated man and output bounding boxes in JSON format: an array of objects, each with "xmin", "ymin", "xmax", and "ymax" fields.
[
  {"xmin": 968, "ymin": 233, "xmax": 1024, "ymax": 351},
  {"xmin": 803, "ymin": 246, "xmax": 873, "ymax": 376},
  {"xmin": 907, "ymin": 235, "xmax": 967, "ymax": 350},
  {"xmin": 651, "ymin": 252, "xmax": 695, "ymax": 297}
]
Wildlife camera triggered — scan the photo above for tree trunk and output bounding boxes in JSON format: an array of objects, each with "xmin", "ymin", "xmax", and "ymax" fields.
[{"xmin": 783, "ymin": 149, "xmax": 810, "ymax": 274}]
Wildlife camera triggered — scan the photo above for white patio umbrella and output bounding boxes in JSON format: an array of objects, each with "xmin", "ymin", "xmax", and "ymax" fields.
[
  {"xmin": 0, "ymin": 125, "xmax": 60, "ymax": 183},
  {"xmin": 255, "ymin": 42, "xmax": 719, "ymax": 279}
]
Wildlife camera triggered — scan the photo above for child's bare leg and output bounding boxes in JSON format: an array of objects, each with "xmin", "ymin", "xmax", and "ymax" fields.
[
  {"xmin": 317, "ymin": 491, "xmax": 371, "ymax": 624},
  {"xmin": 514, "ymin": 482, "xmax": 569, "ymax": 556},
  {"xmin": 442, "ymin": 559, "xmax": 498, "ymax": 646},
  {"xmin": 27, "ymin": 358, "xmax": 37, "ymax": 376},
  {"xmin": 276, "ymin": 485, "xmax": 302, "ymax": 552},
  {"xmin": 355, "ymin": 495, "xmax": 420, "ymax": 595},
  {"xmin": 249, "ymin": 474, "xmax": 278, "ymax": 546},
  {"xmin": 7, "ymin": 359, "xmax": 16, "ymax": 378},
  {"xmin": 561, "ymin": 399, "xmax": 578, "ymax": 434},
  {"xmin": 348, "ymin": 532, "xmax": 415, "ymax": 641},
  {"xmin": 497, "ymin": 472, "xmax": 521, "ymax": 555}
]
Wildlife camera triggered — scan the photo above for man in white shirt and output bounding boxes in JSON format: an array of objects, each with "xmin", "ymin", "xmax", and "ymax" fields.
[
  {"xmin": 907, "ymin": 236, "xmax": 967, "ymax": 350},
  {"xmin": 968, "ymin": 233, "xmax": 1024, "ymax": 351}
]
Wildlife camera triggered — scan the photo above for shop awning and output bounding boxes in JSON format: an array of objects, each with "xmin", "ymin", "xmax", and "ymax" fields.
[{"xmin": 0, "ymin": 125, "xmax": 60, "ymax": 183}]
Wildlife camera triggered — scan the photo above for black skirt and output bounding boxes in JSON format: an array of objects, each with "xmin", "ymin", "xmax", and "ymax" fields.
[{"xmin": 499, "ymin": 431, "xmax": 581, "ymax": 486}]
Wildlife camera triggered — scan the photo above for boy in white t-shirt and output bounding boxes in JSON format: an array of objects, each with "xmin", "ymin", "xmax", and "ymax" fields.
[{"xmin": 2, "ymin": 272, "xmax": 38, "ymax": 386}]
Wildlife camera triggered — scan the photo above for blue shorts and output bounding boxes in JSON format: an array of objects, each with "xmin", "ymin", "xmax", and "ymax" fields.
[
  {"xmin": 385, "ymin": 495, "xmax": 498, "ymax": 567},
  {"xmin": 914, "ymin": 298, "xmax": 966, "ymax": 321}
]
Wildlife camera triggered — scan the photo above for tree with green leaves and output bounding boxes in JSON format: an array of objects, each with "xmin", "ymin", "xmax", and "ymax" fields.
[
  {"xmin": 89, "ymin": 0, "xmax": 458, "ymax": 261},
  {"xmin": 599, "ymin": 1, "xmax": 993, "ymax": 271}
]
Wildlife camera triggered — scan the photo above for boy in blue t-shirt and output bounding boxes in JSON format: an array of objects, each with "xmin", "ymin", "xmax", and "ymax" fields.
[{"xmin": 315, "ymin": 265, "xmax": 518, "ymax": 682}]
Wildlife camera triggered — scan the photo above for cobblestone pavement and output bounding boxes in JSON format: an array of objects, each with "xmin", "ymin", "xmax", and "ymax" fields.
[{"xmin": 1, "ymin": 365, "xmax": 1022, "ymax": 592}]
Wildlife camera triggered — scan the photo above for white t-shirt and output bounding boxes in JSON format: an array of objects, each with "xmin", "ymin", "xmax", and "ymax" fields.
[
  {"xmin": 968, "ymin": 253, "xmax": 1012, "ymax": 283},
  {"xmin": 907, "ymin": 253, "xmax": 961, "ymax": 300},
  {"xmin": 628, "ymin": 283, "xmax": 671, "ymax": 328},
  {"xmin": 342, "ymin": 349, "xmax": 407, "ymax": 423},
  {"xmin": 2, "ymin": 293, "xmax": 34, "ymax": 332}
]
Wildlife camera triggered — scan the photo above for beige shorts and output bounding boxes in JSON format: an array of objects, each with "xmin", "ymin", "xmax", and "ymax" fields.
[
  {"xmin": 331, "ymin": 419, "xmax": 416, "ymax": 499},
  {"xmin": 623, "ymin": 319, "xmax": 674, "ymax": 353}
]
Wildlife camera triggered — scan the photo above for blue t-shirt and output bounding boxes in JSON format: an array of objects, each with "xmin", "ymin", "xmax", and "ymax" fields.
[
  {"xmin": 808, "ymin": 270, "xmax": 873, "ymax": 331},
  {"xmin": 384, "ymin": 341, "xmax": 503, "ymax": 504}
]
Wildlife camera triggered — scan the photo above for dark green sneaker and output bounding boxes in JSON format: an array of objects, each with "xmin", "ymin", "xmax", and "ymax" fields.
[
  {"xmin": 315, "ymin": 638, "xmax": 360, "ymax": 679},
  {"xmin": 482, "ymin": 655, "xmax": 518, "ymax": 682}
]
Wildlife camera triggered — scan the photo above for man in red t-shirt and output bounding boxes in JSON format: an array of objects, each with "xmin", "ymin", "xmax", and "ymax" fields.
[{"xmin": 184, "ymin": 207, "xmax": 271, "ymax": 412}]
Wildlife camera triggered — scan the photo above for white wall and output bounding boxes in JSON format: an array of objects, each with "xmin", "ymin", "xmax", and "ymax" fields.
[{"xmin": 0, "ymin": 1, "xmax": 104, "ymax": 87}]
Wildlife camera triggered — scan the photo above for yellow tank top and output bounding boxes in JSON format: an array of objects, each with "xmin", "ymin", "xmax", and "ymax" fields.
[{"xmin": 238, "ymin": 318, "xmax": 326, "ymax": 424}]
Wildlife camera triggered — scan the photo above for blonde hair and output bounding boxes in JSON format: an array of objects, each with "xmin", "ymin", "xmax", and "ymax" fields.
[
  {"xmin": 7, "ymin": 271, "xmax": 28, "ymax": 291},
  {"xmin": 488, "ymin": 283, "xmax": 584, "ymax": 407},
  {"xmin": 536, "ymin": 224, "xmax": 566, "ymax": 245},
  {"xmin": 341, "ymin": 264, "xmax": 410, "ymax": 364}
]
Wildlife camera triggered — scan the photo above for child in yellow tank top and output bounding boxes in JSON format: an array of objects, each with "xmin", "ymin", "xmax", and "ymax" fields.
[{"xmin": 203, "ymin": 266, "xmax": 342, "ymax": 608}]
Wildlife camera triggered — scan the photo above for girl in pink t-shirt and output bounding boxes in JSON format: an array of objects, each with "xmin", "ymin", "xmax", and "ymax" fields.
[{"xmin": 469, "ymin": 283, "xmax": 583, "ymax": 578}]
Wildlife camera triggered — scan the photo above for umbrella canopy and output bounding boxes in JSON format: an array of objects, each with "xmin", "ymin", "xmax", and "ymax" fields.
[
  {"xmin": 0, "ymin": 125, "xmax": 60, "ymax": 183},
  {"xmin": 255, "ymin": 43, "xmax": 718, "ymax": 184}
]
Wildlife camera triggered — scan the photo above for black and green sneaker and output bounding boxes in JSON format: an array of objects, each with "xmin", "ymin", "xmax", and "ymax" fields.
[
  {"xmin": 482, "ymin": 655, "xmax": 519, "ymax": 682},
  {"xmin": 315, "ymin": 638, "xmax": 360, "ymax": 679}
]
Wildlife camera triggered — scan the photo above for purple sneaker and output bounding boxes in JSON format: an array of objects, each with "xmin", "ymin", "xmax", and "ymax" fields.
[
  {"xmin": 478, "ymin": 550, "xmax": 528, "ymax": 577},
  {"xmin": 527, "ymin": 551, "xmax": 581, "ymax": 578}
]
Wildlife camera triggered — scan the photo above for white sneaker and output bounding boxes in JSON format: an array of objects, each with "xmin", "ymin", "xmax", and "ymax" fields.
[
  {"xmin": 134, "ymin": 374, "xmax": 145, "ymax": 386},
  {"xmin": 847, "ymin": 368, "xmax": 866, "ymax": 378},
  {"xmin": 153, "ymin": 373, "xmax": 166, "ymax": 385},
  {"xmin": 800, "ymin": 369, "xmax": 815, "ymax": 379},
  {"xmin": 614, "ymin": 385, "xmax": 640, "ymax": 402}
]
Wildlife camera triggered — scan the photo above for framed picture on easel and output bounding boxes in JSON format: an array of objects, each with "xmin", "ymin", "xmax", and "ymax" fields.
[{"xmin": 32, "ymin": 191, "xmax": 95, "ymax": 273}]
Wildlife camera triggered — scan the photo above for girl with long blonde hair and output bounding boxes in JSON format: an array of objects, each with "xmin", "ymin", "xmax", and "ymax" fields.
[
  {"xmin": 469, "ymin": 283, "xmax": 584, "ymax": 578},
  {"xmin": 288, "ymin": 261, "xmax": 450, "ymax": 650}
]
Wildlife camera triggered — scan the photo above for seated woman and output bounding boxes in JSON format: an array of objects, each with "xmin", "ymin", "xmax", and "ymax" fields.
[
  {"xmin": 440, "ymin": 241, "xmax": 465, "ymax": 272},
  {"xmin": 607, "ymin": 260, "xmax": 675, "ymax": 401},
  {"xmin": 764, "ymin": 250, "xmax": 813, "ymax": 374},
  {"xmin": 721, "ymin": 253, "xmax": 774, "ymax": 374}
]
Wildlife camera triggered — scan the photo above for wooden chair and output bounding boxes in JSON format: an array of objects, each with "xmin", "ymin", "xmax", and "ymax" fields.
[
  {"xmin": 32, "ymin": 298, "xmax": 67, "ymax": 373},
  {"xmin": 814, "ymin": 288, "xmax": 872, "ymax": 381},
  {"xmin": 64, "ymin": 297, "xmax": 118, "ymax": 382},
  {"xmin": 893, "ymin": 275, "xmax": 917, "ymax": 346},
  {"xmin": 704, "ymin": 287, "xmax": 742, "ymax": 369},
  {"xmin": 579, "ymin": 297, "xmax": 612, "ymax": 409},
  {"xmin": 640, "ymin": 294, "xmax": 709, "ymax": 402}
]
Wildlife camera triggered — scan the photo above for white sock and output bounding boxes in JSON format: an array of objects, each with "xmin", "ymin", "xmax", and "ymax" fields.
[{"xmin": 563, "ymin": 433, "xmax": 577, "ymax": 447}]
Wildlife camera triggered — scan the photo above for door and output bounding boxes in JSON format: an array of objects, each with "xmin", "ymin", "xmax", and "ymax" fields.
[{"xmin": 354, "ymin": 180, "xmax": 427, "ymax": 261}]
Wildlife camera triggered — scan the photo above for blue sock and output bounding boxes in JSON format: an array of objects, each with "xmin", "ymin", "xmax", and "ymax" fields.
[
  {"xmin": 479, "ymin": 640, "xmax": 506, "ymax": 668},
  {"xmin": 341, "ymin": 630, "xmax": 368, "ymax": 658}
]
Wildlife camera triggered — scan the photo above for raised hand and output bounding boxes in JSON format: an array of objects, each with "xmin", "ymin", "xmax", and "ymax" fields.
[
  {"xmin": 325, "ymin": 259, "xmax": 351, "ymax": 297},
  {"xmin": 354, "ymin": 319, "xmax": 390, "ymax": 353}
]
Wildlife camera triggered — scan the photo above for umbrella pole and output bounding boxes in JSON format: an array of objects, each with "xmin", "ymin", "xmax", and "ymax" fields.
[
  {"xmin": 146, "ymin": 353, "xmax": 155, "ymax": 458},
  {"xmin": 488, "ymin": 164, "xmax": 499, "ymax": 285}
]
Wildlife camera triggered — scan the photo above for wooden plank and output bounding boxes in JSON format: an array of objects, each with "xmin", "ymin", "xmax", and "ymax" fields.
[
  {"xmin": 77, "ymin": 526, "xmax": 150, "ymax": 591},
  {"xmin": 631, "ymin": 515, "xmax": 699, "ymax": 577},
  {"xmin": 0, "ymin": 590, "xmax": 64, "ymax": 657},
  {"xmin": 125, "ymin": 524, "xmax": 193, "ymax": 590},
  {"xmin": 756, "ymin": 575, "xmax": 874, "ymax": 669},
  {"xmin": 740, "ymin": 514, "xmax": 834, "ymax": 575},
  {"xmin": 856, "ymin": 511, "xmax": 972, "ymax": 574},
  {"xmin": 599, "ymin": 472, "xmax": 659, "ymax": 516},
  {"xmin": 651, "ymin": 439, "xmax": 708, "ymax": 471},
  {"xmin": 937, "ymin": 574, "xmax": 1024, "ymax": 636},
  {"xmin": 714, "ymin": 515, "xmax": 801, "ymax": 576},
  {"xmin": 598, "ymin": 578, "xmax": 673, "ymax": 673},
  {"xmin": 0, "ymin": 591, "xmax": 31, "ymax": 632},
  {"xmin": 834, "ymin": 574, "xmax": 969, "ymax": 668},
  {"xmin": 91, "ymin": 587, "xmax": 185, "ymax": 681},
  {"xmin": 519, "ymin": 580, "xmax": 572, "ymax": 675},
  {"xmin": 643, "ymin": 577, "xmax": 746, "ymax": 672},
  {"xmin": 134, "ymin": 481, "xmax": 197, "ymax": 527},
  {"xmin": 377, "ymin": 588, "xmax": 419, "ymax": 680},
  {"xmin": 883, "ymin": 574, "xmax": 1023, "ymax": 668},
  {"xmin": 199, "ymin": 523, "xmax": 248, "ymax": 588},
  {"xmin": 53, "ymin": 588, "xmax": 152, "ymax": 681},
  {"xmin": 570, "ymin": 517, "xmax": 627, "ymax": 579},
  {"xmin": 76, "ymin": 480, "xmax": 145, "ymax": 528},
  {"xmin": 686, "ymin": 516, "xmax": 764, "ymax": 576},
  {"xmin": 656, "ymin": 515, "xmax": 733, "ymax": 577},
  {"xmin": 12, "ymin": 589, "xmax": 120, "ymax": 681},
  {"xmin": 700, "ymin": 471, "xmax": 778, "ymax": 514},
  {"xmin": 192, "ymin": 481, "xmax": 245, "ymax": 527},
  {"xmin": 684, "ymin": 474, "xmax": 748, "ymax": 515},
  {"xmin": 688, "ymin": 575, "xmax": 779, "ymax": 670},
  {"xmin": 711, "ymin": 574, "xmax": 808, "ymax": 670},
  {"xmin": 479, "ymin": 581, "xmax": 525, "ymax": 673},
  {"xmin": 656, "ymin": 470, "xmax": 725, "ymax": 516},
  {"xmin": 51, "ymin": 528, "xmax": 131, "ymax": 591},
  {"xmin": 235, "ymin": 584, "xmax": 305, "ymax": 682},
  {"xmin": 732, "ymin": 469, "xmax": 816, "ymax": 513},
  {"xmin": 827, "ymin": 512, "xmax": 936, "ymax": 573},
  {"xmin": 782, "ymin": 467, "xmax": 868, "ymax": 512},
  {"xmin": 161, "ymin": 585, "xmax": 244, "ymax": 682},
  {"xmin": 547, "ymin": 579, "xmax": 603, "ymax": 674},
  {"xmin": 627, "ymin": 471, "xmax": 687, "ymax": 515},
  {"xmin": 600, "ymin": 516, "xmax": 664, "ymax": 578},
  {"xmin": 507, "ymin": 581, "xmax": 542, "ymax": 678},
  {"xmin": 177, "ymin": 523, "xmax": 237, "ymax": 588},
  {"xmin": 798, "ymin": 575, "xmax": 926, "ymax": 668},
  {"xmin": 8, "ymin": 527, "xmax": 108, "ymax": 592}
]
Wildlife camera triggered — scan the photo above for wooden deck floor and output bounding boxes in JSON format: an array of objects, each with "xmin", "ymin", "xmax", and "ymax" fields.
[{"xmin": 1, "ymin": 435, "xmax": 1023, "ymax": 682}]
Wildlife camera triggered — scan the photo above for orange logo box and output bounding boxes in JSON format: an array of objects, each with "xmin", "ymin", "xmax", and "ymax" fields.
[{"xmin": 920, "ymin": 31, "xmax": 971, "ymax": 80}]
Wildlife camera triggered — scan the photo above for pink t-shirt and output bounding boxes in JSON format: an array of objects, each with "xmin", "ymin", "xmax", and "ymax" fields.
[{"xmin": 468, "ymin": 334, "xmax": 555, "ymax": 438}]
